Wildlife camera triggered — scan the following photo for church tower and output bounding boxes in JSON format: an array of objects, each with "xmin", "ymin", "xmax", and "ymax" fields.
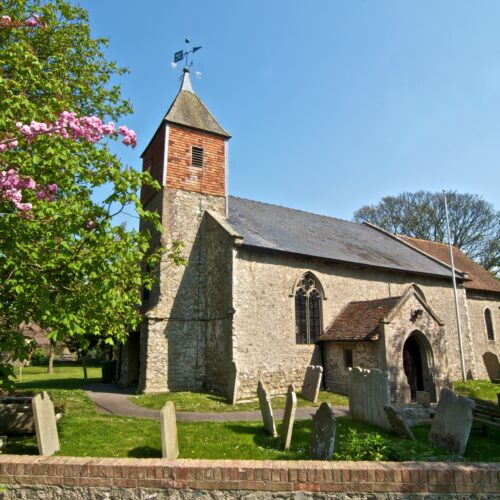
[{"xmin": 137, "ymin": 68, "xmax": 231, "ymax": 393}]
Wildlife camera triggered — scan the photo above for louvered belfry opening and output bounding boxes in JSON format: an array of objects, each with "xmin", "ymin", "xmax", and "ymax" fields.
[{"xmin": 191, "ymin": 146, "xmax": 204, "ymax": 168}]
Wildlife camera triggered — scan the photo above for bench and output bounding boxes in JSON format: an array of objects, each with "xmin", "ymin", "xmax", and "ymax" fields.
[{"xmin": 472, "ymin": 397, "xmax": 500, "ymax": 434}]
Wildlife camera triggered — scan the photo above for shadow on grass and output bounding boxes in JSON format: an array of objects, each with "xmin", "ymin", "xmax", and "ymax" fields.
[
  {"xmin": 16, "ymin": 378, "xmax": 101, "ymax": 391},
  {"xmin": 128, "ymin": 446, "xmax": 161, "ymax": 458},
  {"xmin": 4, "ymin": 435, "xmax": 38, "ymax": 455}
]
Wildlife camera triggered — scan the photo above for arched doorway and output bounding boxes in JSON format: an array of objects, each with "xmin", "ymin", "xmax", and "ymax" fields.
[{"xmin": 403, "ymin": 331, "xmax": 435, "ymax": 402}]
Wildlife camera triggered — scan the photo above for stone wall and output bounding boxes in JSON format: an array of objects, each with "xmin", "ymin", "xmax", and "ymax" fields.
[
  {"xmin": 138, "ymin": 189, "xmax": 226, "ymax": 393},
  {"xmin": 231, "ymin": 247, "xmax": 475, "ymax": 399},
  {"xmin": 323, "ymin": 342, "xmax": 379, "ymax": 395},
  {"xmin": 1, "ymin": 455, "xmax": 497, "ymax": 498},
  {"xmin": 465, "ymin": 292, "xmax": 500, "ymax": 380}
]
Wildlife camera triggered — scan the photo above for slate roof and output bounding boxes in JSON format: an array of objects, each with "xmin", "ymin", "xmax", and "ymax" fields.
[
  {"xmin": 399, "ymin": 236, "xmax": 500, "ymax": 294},
  {"xmin": 164, "ymin": 87, "xmax": 231, "ymax": 138},
  {"xmin": 319, "ymin": 297, "xmax": 401, "ymax": 342},
  {"xmin": 227, "ymin": 197, "xmax": 461, "ymax": 279}
]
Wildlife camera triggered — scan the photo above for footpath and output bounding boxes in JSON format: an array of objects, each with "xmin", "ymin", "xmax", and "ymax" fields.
[{"xmin": 84, "ymin": 383, "xmax": 349, "ymax": 422}]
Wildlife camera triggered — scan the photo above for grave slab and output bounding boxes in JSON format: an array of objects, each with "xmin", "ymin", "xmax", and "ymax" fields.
[
  {"xmin": 429, "ymin": 389, "xmax": 475, "ymax": 455},
  {"xmin": 160, "ymin": 401, "xmax": 179, "ymax": 459},
  {"xmin": 280, "ymin": 385, "xmax": 297, "ymax": 450},
  {"xmin": 310, "ymin": 402, "xmax": 336, "ymax": 460},
  {"xmin": 384, "ymin": 405, "xmax": 415, "ymax": 441},
  {"xmin": 257, "ymin": 380, "xmax": 277, "ymax": 437},
  {"xmin": 32, "ymin": 392, "xmax": 59, "ymax": 456},
  {"xmin": 301, "ymin": 365, "xmax": 323, "ymax": 403}
]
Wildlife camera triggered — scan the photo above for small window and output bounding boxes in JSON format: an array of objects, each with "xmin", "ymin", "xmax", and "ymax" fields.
[
  {"xmin": 485, "ymin": 308, "xmax": 495, "ymax": 340},
  {"xmin": 191, "ymin": 146, "xmax": 204, "ymax": 168},
  {"xmin": 344, "ymin": 349, "xmax": 353, "ymax": 369}
]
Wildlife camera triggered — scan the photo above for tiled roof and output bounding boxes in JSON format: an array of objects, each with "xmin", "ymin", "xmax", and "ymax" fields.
[
  {"xmin": 399, "ymin": 236, "xmax": 500, "ymax": 294},
  {"xmin": 227, "ymin": 197, "xmax": 461, "ymax": 279},
  {"xmin": 164, "ymin": 89, "xmax": 231, "ymax": 138},
  {"xmin": 19, "ymin": 322, "xmax": 50, "ymax": 347},
  {"xmin": 319, "ymin": 296, "xmax": 401, "ymax": 342}
]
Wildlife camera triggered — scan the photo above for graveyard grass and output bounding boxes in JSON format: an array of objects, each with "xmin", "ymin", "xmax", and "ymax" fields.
[
  {"xmin": 5, "ymin": 366, "xmax": 500, "ymax": 461},
  {"xmin": 453, "ymin": 379, "xmax": 500, "ymax": 403}
]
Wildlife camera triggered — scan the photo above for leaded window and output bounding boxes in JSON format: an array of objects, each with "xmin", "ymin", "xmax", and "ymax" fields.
[
  {"xmin": 485, "ymin": 308, "xmax": 495, "ymax": 341},
  {"xmin": 295, "ymin": 273, "xmax": 323, "ymax": 344}
]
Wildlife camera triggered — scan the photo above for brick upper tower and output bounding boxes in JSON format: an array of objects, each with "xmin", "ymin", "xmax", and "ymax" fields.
[{"xmin": 137, "ymin": 68, "xmax": 231, "ymax": 394}]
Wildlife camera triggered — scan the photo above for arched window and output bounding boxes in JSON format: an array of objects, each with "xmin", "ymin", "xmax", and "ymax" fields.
[
  {"xmin": 294, "ymin": 273, "xmax": 323, "ymax": 344},
  {"xmin": 485, "ymin": 308, "xmax": 495, "ymax": 341}
]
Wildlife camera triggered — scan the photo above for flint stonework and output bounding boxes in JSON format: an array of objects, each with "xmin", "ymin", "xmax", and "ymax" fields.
[
  {"xmin": 227, "ymin": 361, "xmax": 239, "ymax": 404},
  {"xmin": 384, "ymin": 405, "xmax": 415, "ymax": 441},
  {"xmin": 310, "ymin": 402, "xmax": 336, "ymax": 460},
  {"xmin": 348, "ymin": 367, "xmax": 390, "ymax": 430},
  {"xmin": 429, "ymin": 389, "xmax": 475, "ymax": 455},
  {"xmin": 257, "ymin": 380, "xmax": 277, "ymax": 437},
  {"xmin": 301, "ymin": 365, "xmax": 323, "ymax": 403},
  {"xmin": 32, "ymin": 392, "xmax": 59, "ymax": 456},
  {"xmin": 160, "ymin": 402, "xmax": 179, "ymax": 459},
  {"xmin": 280, "ymin": 385, "xmax": 297, "ymax": 450}
]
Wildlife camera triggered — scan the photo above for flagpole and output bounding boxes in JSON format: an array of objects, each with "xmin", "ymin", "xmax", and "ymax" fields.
[{"xmin": 443, "ymin": 191, "xmax": 467, "ymax": 382}]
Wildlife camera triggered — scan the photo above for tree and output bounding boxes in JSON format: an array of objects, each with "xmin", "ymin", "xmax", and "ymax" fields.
[
  {"xmin": 353, "ymin": 191, "xmax": 500, "ymax": 275},
  {"xmin": 0, "ymin": 1, "xmax": 180, "ymax": 390}
]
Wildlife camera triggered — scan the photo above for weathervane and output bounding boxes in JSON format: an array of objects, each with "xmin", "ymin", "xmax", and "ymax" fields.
[{"xmin": 171, "ymin": 38, "xmax": 202, "ymax": 79}]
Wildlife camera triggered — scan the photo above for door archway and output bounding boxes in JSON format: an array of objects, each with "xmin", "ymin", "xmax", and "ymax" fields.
[{"xmin": 403, "ymin": 331, "xmax": 436, "ymax": 402}]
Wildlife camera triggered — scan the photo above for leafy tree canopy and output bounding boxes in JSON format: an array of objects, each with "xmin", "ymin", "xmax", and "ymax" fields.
[
  {"xmin": 354, "ymin": 191, "xmax": 499, "ymax": 275},
  {"xmin": 0, "ymin": 0, "xmax": 176, "ymax": 389}
]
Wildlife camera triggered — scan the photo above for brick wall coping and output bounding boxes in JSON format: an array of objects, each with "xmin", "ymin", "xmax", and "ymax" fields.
[{"xmin": 0, "ymin": 455, "xmax": 498, "ymax": 494}]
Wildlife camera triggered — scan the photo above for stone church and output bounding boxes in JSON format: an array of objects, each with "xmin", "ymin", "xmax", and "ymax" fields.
[{"xmin": 117, "ymin": 68, "xmax": 500, "ymax": 403}]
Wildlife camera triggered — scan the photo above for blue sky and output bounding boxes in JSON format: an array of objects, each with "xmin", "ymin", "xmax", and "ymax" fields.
[{"xmin": 74, "ymin": 0, "xmax": 500, "ymax": 227}]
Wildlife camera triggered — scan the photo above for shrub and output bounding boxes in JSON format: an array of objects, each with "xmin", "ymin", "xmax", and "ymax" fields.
[{"xmin": 30, "ymin": 349, "xmax": 48, "ymax": 366}]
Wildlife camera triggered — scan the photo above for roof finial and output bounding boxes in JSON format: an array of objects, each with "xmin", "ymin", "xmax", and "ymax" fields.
[{"xmin": 171, "ymin": 38, "xmax": 202, "ymax": 93}]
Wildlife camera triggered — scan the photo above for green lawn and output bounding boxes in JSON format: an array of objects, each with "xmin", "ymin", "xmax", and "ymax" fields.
[
  {"xmin": 453, "ymin": 379, "xmax": 499, "ymax": 403},
  {"xmin": 3, "ymin": 366, "xmax": 500, "ymax": 461},
  {"xmin": 130, "ymin": 390, "xmax": 348, "ymax": 413}
]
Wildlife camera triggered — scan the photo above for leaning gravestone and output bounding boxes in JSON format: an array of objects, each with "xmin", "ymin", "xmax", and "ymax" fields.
[
  {"xmin": 160, "ymin": 402, "xmax": 179, "ymax": 459},
  {"xmin": 348, "ymin": 367, "xmax": 391, "ymax": 430},
  {"xmin": 257, "ymin": 380, "xmax": 277, "ymax": 437},
  {"xmin": 227, "ymin": 361, "xmax": 239, "ymax": 404},
  {"xmin": 483, "ymin": 352, "xmax": 500, "ymax": 382},
  {"xmin": 301, "ymin": 365, "xmax": 323, "ymax": 403},
  {"xmin": 32, "ymin": 392, "xmax": 60, "ymax": 456},
  {"xmin": 429, "ymin": 389, "xmax": 475, "ymax": 455},
  {"xmin": 280, "ymin": 385, "xmax": 297, "ymax": 450},
  {"xmin": 383, "ymin": 405, "xmax": 416, "ymax": 441},
  {"xmin": 310, "ymin": 402, "xmax": 336, "ymax": 460}
]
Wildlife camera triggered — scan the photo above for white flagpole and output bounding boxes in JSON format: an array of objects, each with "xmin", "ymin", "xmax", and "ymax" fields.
[{"xmin": 443, "ymin": 190, "xmax": 466, "ymax": 381}]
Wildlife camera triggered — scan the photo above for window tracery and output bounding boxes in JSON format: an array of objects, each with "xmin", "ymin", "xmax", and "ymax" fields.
[{"xmin": 294, "ymin": 273, "xmax": 323, "ymax": 344}]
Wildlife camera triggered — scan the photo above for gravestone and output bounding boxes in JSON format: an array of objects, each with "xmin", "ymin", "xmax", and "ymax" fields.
[
  {"xmin": 160, "ymin": 402, "xmax": 179, "ymax": 459},
  {"xmin": 280, "ymin": 385, "xmax": 297, "ymax": 450},
  {"xmin": 416, "ymin": 391, "xmax": 431, "ymax": 408},
  {"xmin": 257, "ymin": 380, "xmax": 277, "ymax": 437},
  {"xmin": 483, "ymin": 352, "xmax": 500, "ymax": 382},
  {"xmin": 32, "ymin": 392, "xmax": 59, "ymax": 456},
  {"xmin": 383, "ymin": 405, "xmax": 415, "ymax": 441},
  {"xmin": 0, "ymin": 436, "xmax": 6, "ymax": 450},
  {"xmin": 301, "ymin": 365, "xmax": 323, "ymax": 403},
  {"xmin": 348, "ymin": 367, "xmax": 391, "ymax": 430},
  {"xmin": 227, "ymin": 361, "xmax": 239, "ymax": 404},
  {"xmin": 310, "ymin": 402, "xmax": 336, "ymax": 460},
  {"xmin": 429, "ymin": 389, "xmax": 475, "ymax": 455}
]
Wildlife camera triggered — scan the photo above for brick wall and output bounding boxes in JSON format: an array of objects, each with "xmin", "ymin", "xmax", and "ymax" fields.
[
  {"xmin": 0, "ymin": 456, "xmax": 498, "ymax": 498},
  {"xmin": 166, "ymin": 124, "xmax": 226, "ymax": 197}
]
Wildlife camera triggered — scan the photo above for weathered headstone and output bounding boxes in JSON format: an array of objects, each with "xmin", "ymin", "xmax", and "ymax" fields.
[
  {"xmin": 483, "ymin": 352, "xmax": 500, "ymax": 382},
  {"xmin": 348, "ymin": 367, "xmax": 391, "ymax": 430},
  {"xmin": 310, "ymin": 402, "xmax": 336, "ymax": 460},
  {"xmin": 0, "ymin": 435, "xmax": 6, "ymax": 450},
  {"xmin": 280, "ymin": 385, "xmax": 297, "ymax": 450},
  {"xmin": 227, "ymin": 361, "xmax": 239, "ymax": 404},
  {"xmin": 416, "ymin": 391, "xmax": 431, "ymax": 408},
  {"xmin": 160, "ymin": 401, "xmax": 179, "ymax": 459},
  {"xmin": 301, "ymin": 365, "xmax": 323, "ymax": 403},
  {"xmin": 383, "ymin": 405, "xmax": 416, "ymax": 441},
  {"xmin": 429, "ymin": 389, "xmax": 475, "ymax": 455},
  {"xmin": 32, "ymin": 392, "xmax": 59, "ymax": 456},
  {"xmin": 257, "ymin": 380, "xmax": 277, "ymax": 437}
]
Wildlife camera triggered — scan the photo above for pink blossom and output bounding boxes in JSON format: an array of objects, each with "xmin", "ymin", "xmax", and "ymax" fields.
[
  {"xmin": 0, "ymin": 15, "xmax": 11, "ymax": 25},
  {"xmin": 86, "ymin": 220, "xmax": 95, "ymax": 230}
]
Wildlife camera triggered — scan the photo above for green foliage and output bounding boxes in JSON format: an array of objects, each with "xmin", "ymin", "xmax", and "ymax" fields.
[
  {"xmin": 354, "ymin": 190, "xmax": 500, "ymax": 275},
  {"xmin": 0, "ymin": 0, "xmax": 179, "ymax": 390},
  {"xmin": 30, "ymin": 348, "xmax": 48, "ymax": 366},
  {"xmin": 453, "ymin": 380, "xmax": 500, "ymax": 403}
]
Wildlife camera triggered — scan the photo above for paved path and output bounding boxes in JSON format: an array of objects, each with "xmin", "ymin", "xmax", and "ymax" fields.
[{"xmin": 84, "ymin": 383, "xmax": 349, "ymax": 422}]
